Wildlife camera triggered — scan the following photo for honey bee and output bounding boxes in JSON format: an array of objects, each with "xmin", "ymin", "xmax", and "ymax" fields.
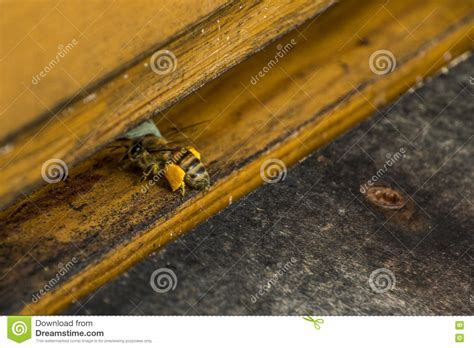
[{"xmin": 116, "ymin": 120, "xmax": 210, "ymax": 195}]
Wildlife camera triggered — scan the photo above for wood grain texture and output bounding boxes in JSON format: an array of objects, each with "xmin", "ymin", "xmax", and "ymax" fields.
[
  {"xmin": 0, "ymin": 0, "xmax": 334, "ymax": 209},
  {"xmin": 0, "ymin": 0, "xmax": 472, "ymax": 315},
  {"xmin": 65, "ymin": 55, "xmax": 474, "ymax": 315},
  {"xmin": 0, "ymin": 0, "xmax": 229, "ymax": 140}
]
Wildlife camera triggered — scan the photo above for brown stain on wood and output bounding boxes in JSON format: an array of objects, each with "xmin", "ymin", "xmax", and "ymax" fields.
[
  {"xmin": 0, "ymin": 0, "xmax": 334, "ymax": 210},
  {"xmin": 0, "ymin": 0, "xmax": 472, "ymax": 314}
]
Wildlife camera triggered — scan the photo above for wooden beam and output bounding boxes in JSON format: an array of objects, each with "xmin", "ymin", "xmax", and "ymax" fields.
[
  {"xmin": 0, "ymin": 0, "xmax": 472, "ymax": 315},
  {"xmin": 0, "ymin": 0, "xmax": 334, "ymax": 209},
  {"xmin": 0, "ymin": 0, "xmax": 229, "ymax": 140}
]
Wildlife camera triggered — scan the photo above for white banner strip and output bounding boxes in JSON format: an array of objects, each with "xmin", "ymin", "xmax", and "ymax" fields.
[{"xmin": 1, "ymin": 316, "xmax": 470, "ymax": 347}]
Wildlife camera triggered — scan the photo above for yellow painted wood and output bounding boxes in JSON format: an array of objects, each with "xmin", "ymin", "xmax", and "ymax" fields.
[
  {"xmin": 0, "ymin": 0, "xmax": 334, "ymax": 209},
  {"xmin": 0, "ymin": 0, "xmax": 229, "ymax": 140},
  {"xmin": 0, "ymin": 0, "xmax": 472, "ymax": 315}
]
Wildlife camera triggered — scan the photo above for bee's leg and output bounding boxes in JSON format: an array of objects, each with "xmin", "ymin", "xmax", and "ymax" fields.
[
  {"xmin": 140, "ymin": 163, "xmax": 159, "ymax": 183},
  {"xmin": 139, "ymin": 171, "xmax": 149, "ymax": 183},
  {"xmin": 179, "ymin": 182, "xmax": 186, "ymax": 197},
  {"xmin": 151, "ymin": 163, "xmax": 162, "ymax": 176}
]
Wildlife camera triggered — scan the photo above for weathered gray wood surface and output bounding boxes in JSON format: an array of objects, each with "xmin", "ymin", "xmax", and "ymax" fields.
[{"xmin": 65, "ymin": 55, "xmax": 473, "ymax": 315}]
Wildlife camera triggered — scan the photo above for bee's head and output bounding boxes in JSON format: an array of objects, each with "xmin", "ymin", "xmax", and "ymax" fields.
[{"xmin": 126, "ymin": 142, "xmax": 144, "ymax": 161}]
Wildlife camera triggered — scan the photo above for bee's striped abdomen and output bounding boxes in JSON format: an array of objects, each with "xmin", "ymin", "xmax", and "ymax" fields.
[
  {"xmin": 177, "ymin": 150, "xmax": 203, "ymax": 174},
  {"xmin": 175, "ymin": 148, "xmax": 210, "ymax": 189}
]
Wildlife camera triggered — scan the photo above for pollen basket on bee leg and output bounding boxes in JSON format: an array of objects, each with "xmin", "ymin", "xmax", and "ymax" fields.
[{"xmin": 164, "ymin": 164, "xmax": 186, "ymax": 192}]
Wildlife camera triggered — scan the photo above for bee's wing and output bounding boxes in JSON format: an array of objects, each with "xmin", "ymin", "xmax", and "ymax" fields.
[
  {"xmin": 118, "ymin": 119, "xmax": 209, "ymax": 153},
  {"xmin": 107, "ymin": 138, "xmax": 134, "ymax": 151},
  {"xmin": 113, "ymin": 119, "xmax": 163, "ymax": 158},
  {"xmin": 105, "ymin": 138, "xmax": 133, "ymax": 161},
  {"xmin": 147, "ymin": 148, "xmax": 182, "ymax": 153},
  {"xmin": 160, "ymin": 120, "xmax": 210, "ymax": 142}
]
